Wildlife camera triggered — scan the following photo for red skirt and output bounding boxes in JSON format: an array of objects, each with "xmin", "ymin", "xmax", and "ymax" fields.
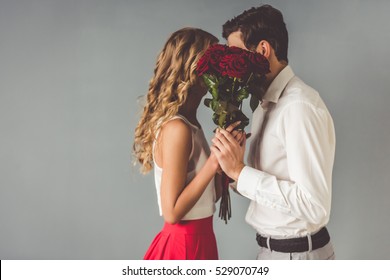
[{"xmin": 143, "ymin": 216, "xmax": 218, "ymax": 260}]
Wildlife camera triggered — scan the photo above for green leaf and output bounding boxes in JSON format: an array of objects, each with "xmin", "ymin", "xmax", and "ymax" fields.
[
  {"xmin": 218, "ymin": 78, "xmax": 234, "ymax": 101},
  {"xmin": 204, "ymin": 98, "xmax": 212, "ymax": 108},
  {"xmin": 212, "ymin": 112, "xmax": 219, "ymax": 126},
  {"xmin": 205, "ymin": 99, "xmax": 219, "ymax": 112},
  {"xmin": 250, "ymin": 94, "xmax": 260, "ymax": 112},
  {"xmin": 211, "ymin": 100, "xmax": 219, "ymax": 111},
  {"xmin": 226, "ymin": 102, "xmax": 240, "ymax": 114},
  {"xmin": 202, "ymin": 74, "xmax": 219, "ymax": 99},
  {"xmin": 234, "ymin": 110, "xmax": 250, "ymax": 130},
  {"xmin": 218, "ymin": 112, "xmax": 227, "ymax": 128},
  {"xmin": 236, "ymin": 87, "xmax": 249, "ymax": 102},
  {"xmin": 215, "ymin": 100, "xmax": 227, "ymax": 114}
]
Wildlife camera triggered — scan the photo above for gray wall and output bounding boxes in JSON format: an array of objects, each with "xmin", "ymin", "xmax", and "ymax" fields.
[{"xmin": 0, "ymin": 0, "xmax": 389, "ymax": 259}]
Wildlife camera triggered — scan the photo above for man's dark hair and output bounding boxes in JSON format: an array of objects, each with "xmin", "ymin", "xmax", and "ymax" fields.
[{"xmin": 222, "ymin": 5, "xmax": 288, "ymax": 63}]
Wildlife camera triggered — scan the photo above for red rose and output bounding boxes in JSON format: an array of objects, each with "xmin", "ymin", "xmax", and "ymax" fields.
[
  {"xmin": 219, "ymin": 53, "xmax": 249, "ymax": 79},
  {"xmin": 207, "ymin": 44, "xmax": 227, "ymax": 54},
  {"xmin": 225, "ymin": 46, "xmax": 246, "ymax": 55},
  {"xmin": 197, "ymin": 53, "xmax": 211, "ymax": 76},
  {"xmin": 196, "ymin": 44, "xmax": 227, "ymax": 76},
  {"xmin": 246, "ymin": 52, "xmax": 270, "ymax": 75},
  {"xmin": 208, "ymin": 44, "xmax": 226, "ymax": 74}
]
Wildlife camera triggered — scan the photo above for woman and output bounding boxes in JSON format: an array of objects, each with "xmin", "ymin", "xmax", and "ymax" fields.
[{"xmin": 133, "ymin": 27, "xmax": 240, "ymax": 260}]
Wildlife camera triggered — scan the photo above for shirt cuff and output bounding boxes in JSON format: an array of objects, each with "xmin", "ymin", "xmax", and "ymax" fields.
[
  {"xmin": 237, "ymin": 166, "xmax": 291, "ymax": 211},
  {"xmin": 237, "ymin": 166, "xmax": 261, "ymax": 200}
]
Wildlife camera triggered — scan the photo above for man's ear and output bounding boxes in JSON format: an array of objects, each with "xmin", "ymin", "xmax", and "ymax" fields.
[{"xmin": 256, "ymin": 40, "xmax": 271, "ymax": 58}]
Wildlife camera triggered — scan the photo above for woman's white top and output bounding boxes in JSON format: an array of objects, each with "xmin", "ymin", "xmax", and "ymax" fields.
[{"xmin": 153, "ymin": 115, "xmax": 216, "ymax": 220}]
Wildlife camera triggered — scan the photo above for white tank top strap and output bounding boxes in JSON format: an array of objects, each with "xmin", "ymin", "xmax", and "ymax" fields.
[{"xmin": 172, "ymin": 114, "xmax": 201, "ymax": 130}]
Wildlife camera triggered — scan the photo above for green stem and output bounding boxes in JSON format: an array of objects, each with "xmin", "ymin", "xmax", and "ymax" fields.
[{"xmin": 246, "ymin": 72, "xmax": 253, "ymax": 84}]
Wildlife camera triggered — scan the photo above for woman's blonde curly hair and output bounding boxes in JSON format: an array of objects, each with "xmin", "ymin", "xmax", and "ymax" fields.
[{"xmin": 133, "ymin": 27, "xmax": 218, "ymax": 174}]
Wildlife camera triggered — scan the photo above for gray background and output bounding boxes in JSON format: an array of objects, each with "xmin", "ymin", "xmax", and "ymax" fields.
[{"xmin": 1, "ymin": 0, "xmax": 389, "ymax": 260}]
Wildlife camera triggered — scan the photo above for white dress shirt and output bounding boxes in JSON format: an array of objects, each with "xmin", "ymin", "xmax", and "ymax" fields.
[{"xmin": 237, "ymin": 65, "xmax": 336, "ymax": 238}]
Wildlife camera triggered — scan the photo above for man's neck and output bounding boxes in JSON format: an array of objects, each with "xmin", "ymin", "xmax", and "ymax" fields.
[{"xmin": 265, "ymin": 59, "xmax": 288, "ymax": 86}]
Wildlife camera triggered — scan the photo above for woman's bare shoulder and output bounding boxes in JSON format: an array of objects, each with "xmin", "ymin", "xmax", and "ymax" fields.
[{"xmin": 161, "ymin": 118, "xmax": 192, "ymax": 139}]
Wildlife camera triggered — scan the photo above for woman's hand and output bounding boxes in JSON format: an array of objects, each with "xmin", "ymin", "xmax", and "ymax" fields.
[
  {"xmin": 210, "ymin": 121, "xmax": 243, "ymax": 173},
  {"xmin": 210, "ymin": 122, "xmax": 251, "ymax": 181}
]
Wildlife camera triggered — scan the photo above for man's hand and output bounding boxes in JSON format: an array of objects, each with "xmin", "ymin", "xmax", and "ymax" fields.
[{"xmin": 211, "ymin": 127, "xmax": 247, "ymax": 181}]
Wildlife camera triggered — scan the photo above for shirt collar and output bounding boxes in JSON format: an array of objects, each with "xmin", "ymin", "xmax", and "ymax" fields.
[{"xmin": 262, "ymin": 65, "xmax": 295, "ymax": 104}]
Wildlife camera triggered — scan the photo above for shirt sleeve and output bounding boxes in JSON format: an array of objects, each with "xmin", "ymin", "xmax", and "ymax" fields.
[{"xmin": 237, "ymin": 101, "xmax": 335, "ymax": 226}]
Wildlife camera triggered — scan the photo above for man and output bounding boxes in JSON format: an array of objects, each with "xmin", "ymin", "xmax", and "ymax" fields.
[{"xmin": 211, "ymin": 5, "xmax": 336, "ymax": 260}]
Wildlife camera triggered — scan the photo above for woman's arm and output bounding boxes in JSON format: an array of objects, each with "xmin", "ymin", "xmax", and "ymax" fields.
[{"xmin": 158, "ymin": 119, "xmax": 219, "ymax": 224}]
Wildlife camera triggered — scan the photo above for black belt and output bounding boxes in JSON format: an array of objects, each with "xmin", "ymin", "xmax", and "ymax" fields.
[{"xmin": 256, "ymin": 227, "xmax": 330, "ymax": 253}]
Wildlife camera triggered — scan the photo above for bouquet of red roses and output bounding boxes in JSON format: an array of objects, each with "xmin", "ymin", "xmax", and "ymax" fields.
[{"xmin": 196, "ymin": 44, "xmax": 270, "ymax": 223}]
